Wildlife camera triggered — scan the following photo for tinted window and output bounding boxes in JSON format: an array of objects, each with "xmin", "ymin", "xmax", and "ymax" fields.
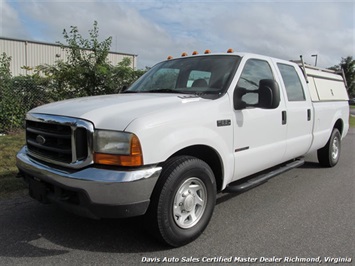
[
  {"xmin": 277, "ymin": 63, "xmax": 305, "ymax": 101},
  {"xmin": 237, "ymin": 59, "xmax": 274, "ymax": 105},
  {"xmin": 127, "ymin": 55, "xmax": 240, "ymax": 97}
]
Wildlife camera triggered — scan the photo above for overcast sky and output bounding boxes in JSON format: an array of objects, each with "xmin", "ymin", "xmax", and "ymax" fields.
[{"xmin": 1, "ymin": 0, "xmax": 354, "ymax": 69}]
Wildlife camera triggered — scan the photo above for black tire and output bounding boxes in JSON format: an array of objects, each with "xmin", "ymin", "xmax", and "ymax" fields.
[
  {"xmin": 317, "ymin": 128, "xmax": 341, "ymax": 167},
  {"xmin": 145, "ymin": 156, "xmax": 216, "ymax": 247}
]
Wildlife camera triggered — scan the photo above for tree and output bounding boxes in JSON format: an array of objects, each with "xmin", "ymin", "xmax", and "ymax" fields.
[
  {"xmin": 0, "ymin": 22, "xmax": 147, "ymax": 132},
  {"xmin": 39, "ymin": 21, "xmax": 145, "ymax": 98},
  {"xmin": 329, "ymin": 56, "xmax": 355, "ymax": 97}
]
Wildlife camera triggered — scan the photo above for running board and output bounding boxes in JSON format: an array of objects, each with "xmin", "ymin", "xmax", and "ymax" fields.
[{"xmin": 225, "ymin": 159, "xmax": 305, "ymax": 193}]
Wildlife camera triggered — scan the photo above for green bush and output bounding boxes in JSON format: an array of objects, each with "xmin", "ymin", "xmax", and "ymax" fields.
[
  {"xmin": 0, "ymin": 22, "xmax": 146, "ymax": 133},
  {"xmin": 0, "ymin": 53, "xmax": 19, "ymax": 133}
]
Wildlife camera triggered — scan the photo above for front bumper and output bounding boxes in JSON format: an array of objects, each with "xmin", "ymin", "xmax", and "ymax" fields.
[{"xmin": 16, "ymin": 146, "xmax": 162, "ymax": 219}]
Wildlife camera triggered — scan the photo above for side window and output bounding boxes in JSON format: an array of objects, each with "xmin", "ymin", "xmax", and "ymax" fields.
[
  {"xmin": 187, "ymin": 70, "xmax": 211, "ymax": 88},
  {"xmin": 237, "ymin": 59, "xmax": 274, "ymax": 105},
  {"xmin": 277, "ymin": 63, "xmax": 305, "ymax": 101}
]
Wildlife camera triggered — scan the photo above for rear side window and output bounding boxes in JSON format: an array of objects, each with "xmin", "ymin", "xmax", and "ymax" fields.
[{"xmin": 277, "ymin": 63, "xmax": 306, "ymax": 101}]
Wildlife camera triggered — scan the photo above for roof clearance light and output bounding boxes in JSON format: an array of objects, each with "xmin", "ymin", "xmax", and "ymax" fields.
[
  {"xmin": 192, "ymin": 51, "xmax": 198, "ymax": 55},
  {"xmin": 167, "ymin": 55, "xmax": 173, "ymax": 60},
  {"xmin": 204, "ymin": 49, "xmax": 211, "ymax": 54},
  {"xmin": 227, "ymin": 48, "xmax": 234, "ymax": 53},
  {"xmin": 181, "ymin": 52, "xmax": 188, "ymax": 57}
]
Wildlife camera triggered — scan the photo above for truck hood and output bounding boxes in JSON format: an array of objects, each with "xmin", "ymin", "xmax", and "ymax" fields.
[{"xmin": 30, "ymin": 93, "xmax": 204, "ymax": 131}]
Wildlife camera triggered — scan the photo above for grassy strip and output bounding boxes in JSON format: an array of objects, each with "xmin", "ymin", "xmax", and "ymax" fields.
[
  {"xmin": 350, "ymin": 104, "xmax": 355, "ymax": 127},
  {"xmin": 0, "ymin": 131, "xmax": 27, "ymax": 198},
  {"xmin": 350, "ymin": 115, "xmax": 355, "ymax": 128}
]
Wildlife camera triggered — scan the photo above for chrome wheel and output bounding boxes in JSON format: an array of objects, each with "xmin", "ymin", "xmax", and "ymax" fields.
[
  {"xmin": 331, "ymin": 136, "xmax": 339, "ymax": 161},
  {"xmin": 173, "ymin": 177, "xmax": 207, "ymax": 229},
  {"xmin": 318, "ymin": 128, "xmax": 341, "ymax": 167}
]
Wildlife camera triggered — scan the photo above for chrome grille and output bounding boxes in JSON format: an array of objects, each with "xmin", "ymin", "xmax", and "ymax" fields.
[{"xmin": 25, "ymin": 113, "xmax": 94, "ymax": 168}]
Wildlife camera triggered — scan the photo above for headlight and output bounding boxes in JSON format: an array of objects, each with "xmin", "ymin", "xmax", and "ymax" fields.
[
  {"xmin": 93, "ymin": 130, "xmax": 143, "ymax": 167},
  {"xmin": 94, "ymin": 130, "xmax": 131, "ymax": 155}
]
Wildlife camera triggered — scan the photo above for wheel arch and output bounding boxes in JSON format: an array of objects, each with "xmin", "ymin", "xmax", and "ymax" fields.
[
  {"xmin": 165, "ymin": 145, "xmax": 224, "ymax": 192},
  {"xmin": 333, "ymin": 118, "xmax": 344, "ymax": 135}
]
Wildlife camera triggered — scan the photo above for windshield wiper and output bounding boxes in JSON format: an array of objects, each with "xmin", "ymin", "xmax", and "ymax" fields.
[
  {"xmin": 146, "ymin": 89, "xmax": 180, "ymax": 93},
  {"xmin": 123, "ymin": 89, "xmax": 185, "ymax": 94},
  {"xmin": 121, "ymin": 90, "xmax": 139, "ymax": 93}
]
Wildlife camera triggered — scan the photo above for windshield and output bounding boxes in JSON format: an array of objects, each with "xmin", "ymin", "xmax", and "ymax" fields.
[{"xmin": 125, "ymin": 55, "xmax": 240, "ymax": 98}]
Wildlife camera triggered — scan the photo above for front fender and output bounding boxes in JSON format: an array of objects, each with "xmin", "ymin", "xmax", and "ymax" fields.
[
  {"xmin": 142, "ymin": 125, "xmax": 234, "ymax": 190},
  {"xmin": 125, "ymin": 97, "xmax": 235, "ymax": 188}
]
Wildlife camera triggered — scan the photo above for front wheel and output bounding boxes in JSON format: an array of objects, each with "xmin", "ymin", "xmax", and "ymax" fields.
[
  {"xmin": 145, "ymin": 156, "xmax": 216, "ymax": 247},
  {"xmin": 317, "ymin": 128, "xmax": 341, "ymax": 167}
]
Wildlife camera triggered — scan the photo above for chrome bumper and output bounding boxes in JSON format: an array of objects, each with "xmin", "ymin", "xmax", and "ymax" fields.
[{"xmin": 16, "ymin": 146, "xmax": 162, "ymax": 218}]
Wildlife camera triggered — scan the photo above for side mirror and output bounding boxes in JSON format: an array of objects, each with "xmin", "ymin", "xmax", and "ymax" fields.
[
  {"xmin": 233, "ymin": 87, "xmax": 251, "ymax": 110},
  {"xmin": 258, "ymin": 79, "xmax": 280, "ymax": 109},
  {"xmin": 233, "ymin": 79, "xmax": 280, "ymax": 110}
]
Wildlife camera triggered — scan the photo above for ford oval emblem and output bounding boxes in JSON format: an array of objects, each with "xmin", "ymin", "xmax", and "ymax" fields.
[{"xmin": 36, "ymin": 135, "xmax": 46, "ymax": 145}]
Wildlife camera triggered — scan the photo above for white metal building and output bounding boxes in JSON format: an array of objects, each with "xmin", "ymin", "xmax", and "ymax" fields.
[{"xmin": 0, "ymin": 37, "xmax": 137, "ymax": 76}]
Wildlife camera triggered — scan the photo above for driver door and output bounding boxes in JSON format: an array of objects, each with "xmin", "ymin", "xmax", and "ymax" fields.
[{"xmin": 233, "ymin": 58, "xmax": 287, "ymax": 180}]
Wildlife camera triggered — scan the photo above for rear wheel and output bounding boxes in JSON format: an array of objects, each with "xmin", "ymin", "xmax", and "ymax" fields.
[
  {"xmin": 145, "ymin": 156, "xmax": 216, "ymax": 247},
  {"xmin": 317, "ymin": 128, "xmax": 341, "ymax": 167}
]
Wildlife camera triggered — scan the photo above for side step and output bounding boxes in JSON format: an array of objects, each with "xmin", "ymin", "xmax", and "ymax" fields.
[{"xmin": 224, "ymin": 159, "xmax": 305, "ymax": 193}]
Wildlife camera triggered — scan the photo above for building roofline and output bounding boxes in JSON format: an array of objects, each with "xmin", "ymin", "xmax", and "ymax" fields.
[{"xmin": 0, "ymin": 36, "xmax": 138, "ymax": 57}]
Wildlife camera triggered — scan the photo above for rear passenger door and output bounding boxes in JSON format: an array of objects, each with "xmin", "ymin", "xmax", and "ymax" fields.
[{"xmin": 275, "ymin": 62, "xmax": 313, "ymax": 160}]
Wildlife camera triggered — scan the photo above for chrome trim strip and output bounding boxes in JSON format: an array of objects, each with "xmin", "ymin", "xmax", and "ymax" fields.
[
  {"xmin": 235, "ymin": 146, "xmax": 249, "ymax": 152},
  {"xmin": 71, "ymin": 124, "xmax": 77, "ymax": 163}
]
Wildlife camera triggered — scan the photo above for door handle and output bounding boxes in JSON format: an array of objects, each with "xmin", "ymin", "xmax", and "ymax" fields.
[
  {"xmin": 282, "ymin": 111, "xmax": 287, "ymax": 125},
  {"xmin": 307, "ymin": 109, "xmax": 311, "ymax": 121}
]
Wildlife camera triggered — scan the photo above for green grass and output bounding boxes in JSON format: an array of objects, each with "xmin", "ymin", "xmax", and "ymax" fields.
[
  {"xmin": 0, "ymin": 131, "xmax": 27, "ymax": 198},
  {"xmin": 350, "ymin": 105, "xmax": 355, "ymax": 128},
  {"xmin": 350, "ymin": 115, "xmax": 355, "ymax": 128}
]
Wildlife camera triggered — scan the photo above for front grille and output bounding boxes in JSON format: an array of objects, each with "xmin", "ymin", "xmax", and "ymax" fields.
[
  {"xmin": 27, "ymin": 120, "xmax": 72, "ymax": 163},
  {"xmin": 25, "ymin": 113, "xmax": 94, "ymax": 168}
]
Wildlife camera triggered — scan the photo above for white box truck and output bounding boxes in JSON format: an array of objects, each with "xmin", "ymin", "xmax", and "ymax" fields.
[{"xmin": 17, "ymin": 50, "xmax": 349, "ymax": 247}]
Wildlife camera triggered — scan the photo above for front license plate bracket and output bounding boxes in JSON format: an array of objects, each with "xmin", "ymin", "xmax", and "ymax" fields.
[{"xmin": 29, "ymin": 178, "xmax": 49, "ymax": 203}]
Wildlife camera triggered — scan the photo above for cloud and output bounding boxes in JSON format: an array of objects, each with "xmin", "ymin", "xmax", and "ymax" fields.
[
  {"xmin": 1, "ymin": 0, "xmax": 354, "ymax": 68},
  {"xmin": 0, "ymin": 1, "xmax": 29, "ymax": 38},
  {"xmin": 207, "ymin": 2, "xmax": 354, "ymax": 67},
  {"xmin": 10, "ymin": 0, "xmax": 177, "ymax": 67}
]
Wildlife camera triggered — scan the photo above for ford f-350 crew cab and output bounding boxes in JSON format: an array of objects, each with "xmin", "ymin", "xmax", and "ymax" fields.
[{"xmin": 16, "ymin": 51, "xmax": 349, "ymax": 247}]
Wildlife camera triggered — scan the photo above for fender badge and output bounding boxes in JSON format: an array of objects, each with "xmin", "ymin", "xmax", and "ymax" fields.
[{"xmin": 217, "ymin": 120, "xmax": 231, "ymax": 127}]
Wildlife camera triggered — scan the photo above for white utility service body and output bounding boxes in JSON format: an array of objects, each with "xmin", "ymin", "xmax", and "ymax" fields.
[{"xmin": 16, "ymin": 52, "xmax": 349, "ymax": 247}]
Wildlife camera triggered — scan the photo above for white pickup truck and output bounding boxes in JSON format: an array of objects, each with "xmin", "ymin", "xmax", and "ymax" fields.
[{"xmin": 17, "ymin": 51, "xmax": 349, "ymax": 247}]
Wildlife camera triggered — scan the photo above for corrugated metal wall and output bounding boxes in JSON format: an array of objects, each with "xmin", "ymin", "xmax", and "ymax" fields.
[
  {"xmin": 0, "ymin": 37, "xmax": 137, "ymax": 76},
  {"xmin": 1, "ymin": 39, "xmax": 27, "ymax": 75}
]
